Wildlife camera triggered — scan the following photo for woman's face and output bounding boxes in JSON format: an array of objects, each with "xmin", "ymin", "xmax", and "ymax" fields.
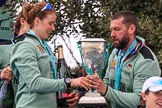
[
  {"xmin": 142, "ymin": 91, "xmax": 162, "ymax": 108},
  {"xmin": 35, "ymin": 13, "xmax": 56, "ymax": 40}
]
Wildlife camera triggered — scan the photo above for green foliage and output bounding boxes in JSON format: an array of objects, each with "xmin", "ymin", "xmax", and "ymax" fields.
[
  {"xmin": 4, "ymin": 0, "xmax": 162, "ymax": 71},
  {"xmin": 49, "ymin": 0, "xmax": 111, "ymax": 42}
]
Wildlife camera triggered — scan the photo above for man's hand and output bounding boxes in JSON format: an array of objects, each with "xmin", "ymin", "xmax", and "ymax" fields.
[
  {"xmin": 0, "ymin": 66, "xmax": 13, "ymax": 81},
  {"xmin": 87, "ymin": 73, "xmax": 108, "ymax": 95}
]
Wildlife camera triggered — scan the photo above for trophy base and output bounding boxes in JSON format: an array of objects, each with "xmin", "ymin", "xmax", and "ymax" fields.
[{"xmin": 77, "ymin": 91, "xmax": 110, "ymax": 108}]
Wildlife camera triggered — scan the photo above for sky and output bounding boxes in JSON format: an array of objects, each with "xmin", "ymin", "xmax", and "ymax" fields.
[{"xmin": 51, "ymin": 35, "xmax": 83, "ymax": 69}]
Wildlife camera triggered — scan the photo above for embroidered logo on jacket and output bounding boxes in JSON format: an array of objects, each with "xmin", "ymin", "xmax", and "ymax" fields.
[
  {"xmin": 127, "ymin": 63, "xmax": 132, "ymax": 70},
  {"xmin": 111, "ymin": 60, "xmax": 116, "ymax": 69},
  {"xmin": 37, "ymin": 45, "xmax": 45, "ymax": 54}
]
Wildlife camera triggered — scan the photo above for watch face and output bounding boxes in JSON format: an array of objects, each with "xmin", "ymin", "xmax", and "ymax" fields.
[{"xmin": 65, "ymin": 78, "xmax": 71, "ymax": 83}]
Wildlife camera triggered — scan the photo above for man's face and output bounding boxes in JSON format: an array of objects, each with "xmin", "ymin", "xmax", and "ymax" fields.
[
  {"xmin": 142, "ymin": 91, "xmax": 162, "ymax": 108},
  {"xmin": 109, "ymin": 18, "xmax": 130, "ymax": 50}
]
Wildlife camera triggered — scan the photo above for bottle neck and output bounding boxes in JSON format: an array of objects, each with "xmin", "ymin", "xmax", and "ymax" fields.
[{"xmin": 58, "ymin": 47, "xmax": 64, "ymax": 59}]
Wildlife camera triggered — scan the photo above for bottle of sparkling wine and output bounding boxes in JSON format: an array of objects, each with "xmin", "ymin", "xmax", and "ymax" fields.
[{"xmin": 56, "ymin": 45, "xmax": 72, "ymax": 107}]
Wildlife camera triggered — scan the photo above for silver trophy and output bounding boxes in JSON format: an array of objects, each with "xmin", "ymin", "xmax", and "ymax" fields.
[
  {"xmin": 78, "ymin": 38, "xmax": 110, "ymax": 107},
  {"xmin": 78, "ymin": 38, "xmax": 109, "ymax": 78}
]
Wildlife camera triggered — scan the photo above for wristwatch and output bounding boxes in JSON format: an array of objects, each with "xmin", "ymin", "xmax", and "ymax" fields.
[{"xmin": 64, "ymin": 78, "xmax": 72, "ymax": 88}]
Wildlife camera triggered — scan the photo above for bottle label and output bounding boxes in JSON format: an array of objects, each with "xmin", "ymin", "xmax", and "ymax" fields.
[{"xmin": 62, "ymin": 93, "xmax": 70, "ymax": 99}]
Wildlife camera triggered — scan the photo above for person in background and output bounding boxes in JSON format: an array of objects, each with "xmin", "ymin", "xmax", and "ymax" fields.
[
  {"xmin": 10, "ymin": 2, "xmax": 90, "ymax": 108},
  {"xmin": 0, "ymin": 2, "xmax": 31, "ymax": 107},
  {"xmin": 12, "ymin": 3, "xmax": 31, "ymax": 44},
  {"xmin": 0, "ymin": 2, "xmax": 31, "ymax": 76},
  {"xmin": 87, "ymin": 11, "xmax": 161, "ymax": 108},
  {"xmin": 139, "ymin": 76, "xmax": 162, "ymax": 108}
]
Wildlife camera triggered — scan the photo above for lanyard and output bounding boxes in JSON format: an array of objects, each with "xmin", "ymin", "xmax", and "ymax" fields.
[
  {"xmin": 115, "ymin": 39, "xmax": 137, "ymax": 90},
  {"xmin": 28, "ymin": 30, "xmax": 57, "ymax": 79}
]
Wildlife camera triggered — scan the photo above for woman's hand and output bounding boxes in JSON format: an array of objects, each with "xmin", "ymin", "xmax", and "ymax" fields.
[
  {"xmin": 71, "ymin": 77, "xmax": 91, "ymax": 91},
  {"xmin": 66, "ymin": 91, "xmax": 79, "ymax": 107}
]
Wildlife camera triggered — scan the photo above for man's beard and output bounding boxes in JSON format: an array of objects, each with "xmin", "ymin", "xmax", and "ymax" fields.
[{"xmin": 113, "ymin": 34, "xmax": 130, "ymax": 50}]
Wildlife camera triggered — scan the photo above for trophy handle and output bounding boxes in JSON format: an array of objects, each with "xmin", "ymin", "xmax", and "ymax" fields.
[{"xmin": 99, "ymin": 42, "xmax": 111, "ymax": 78}]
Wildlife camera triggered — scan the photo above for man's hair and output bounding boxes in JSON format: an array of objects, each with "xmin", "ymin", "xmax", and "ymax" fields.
[{"xmin": 111, "ymin": 11, "xmax": 139, "ymax": 33}]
